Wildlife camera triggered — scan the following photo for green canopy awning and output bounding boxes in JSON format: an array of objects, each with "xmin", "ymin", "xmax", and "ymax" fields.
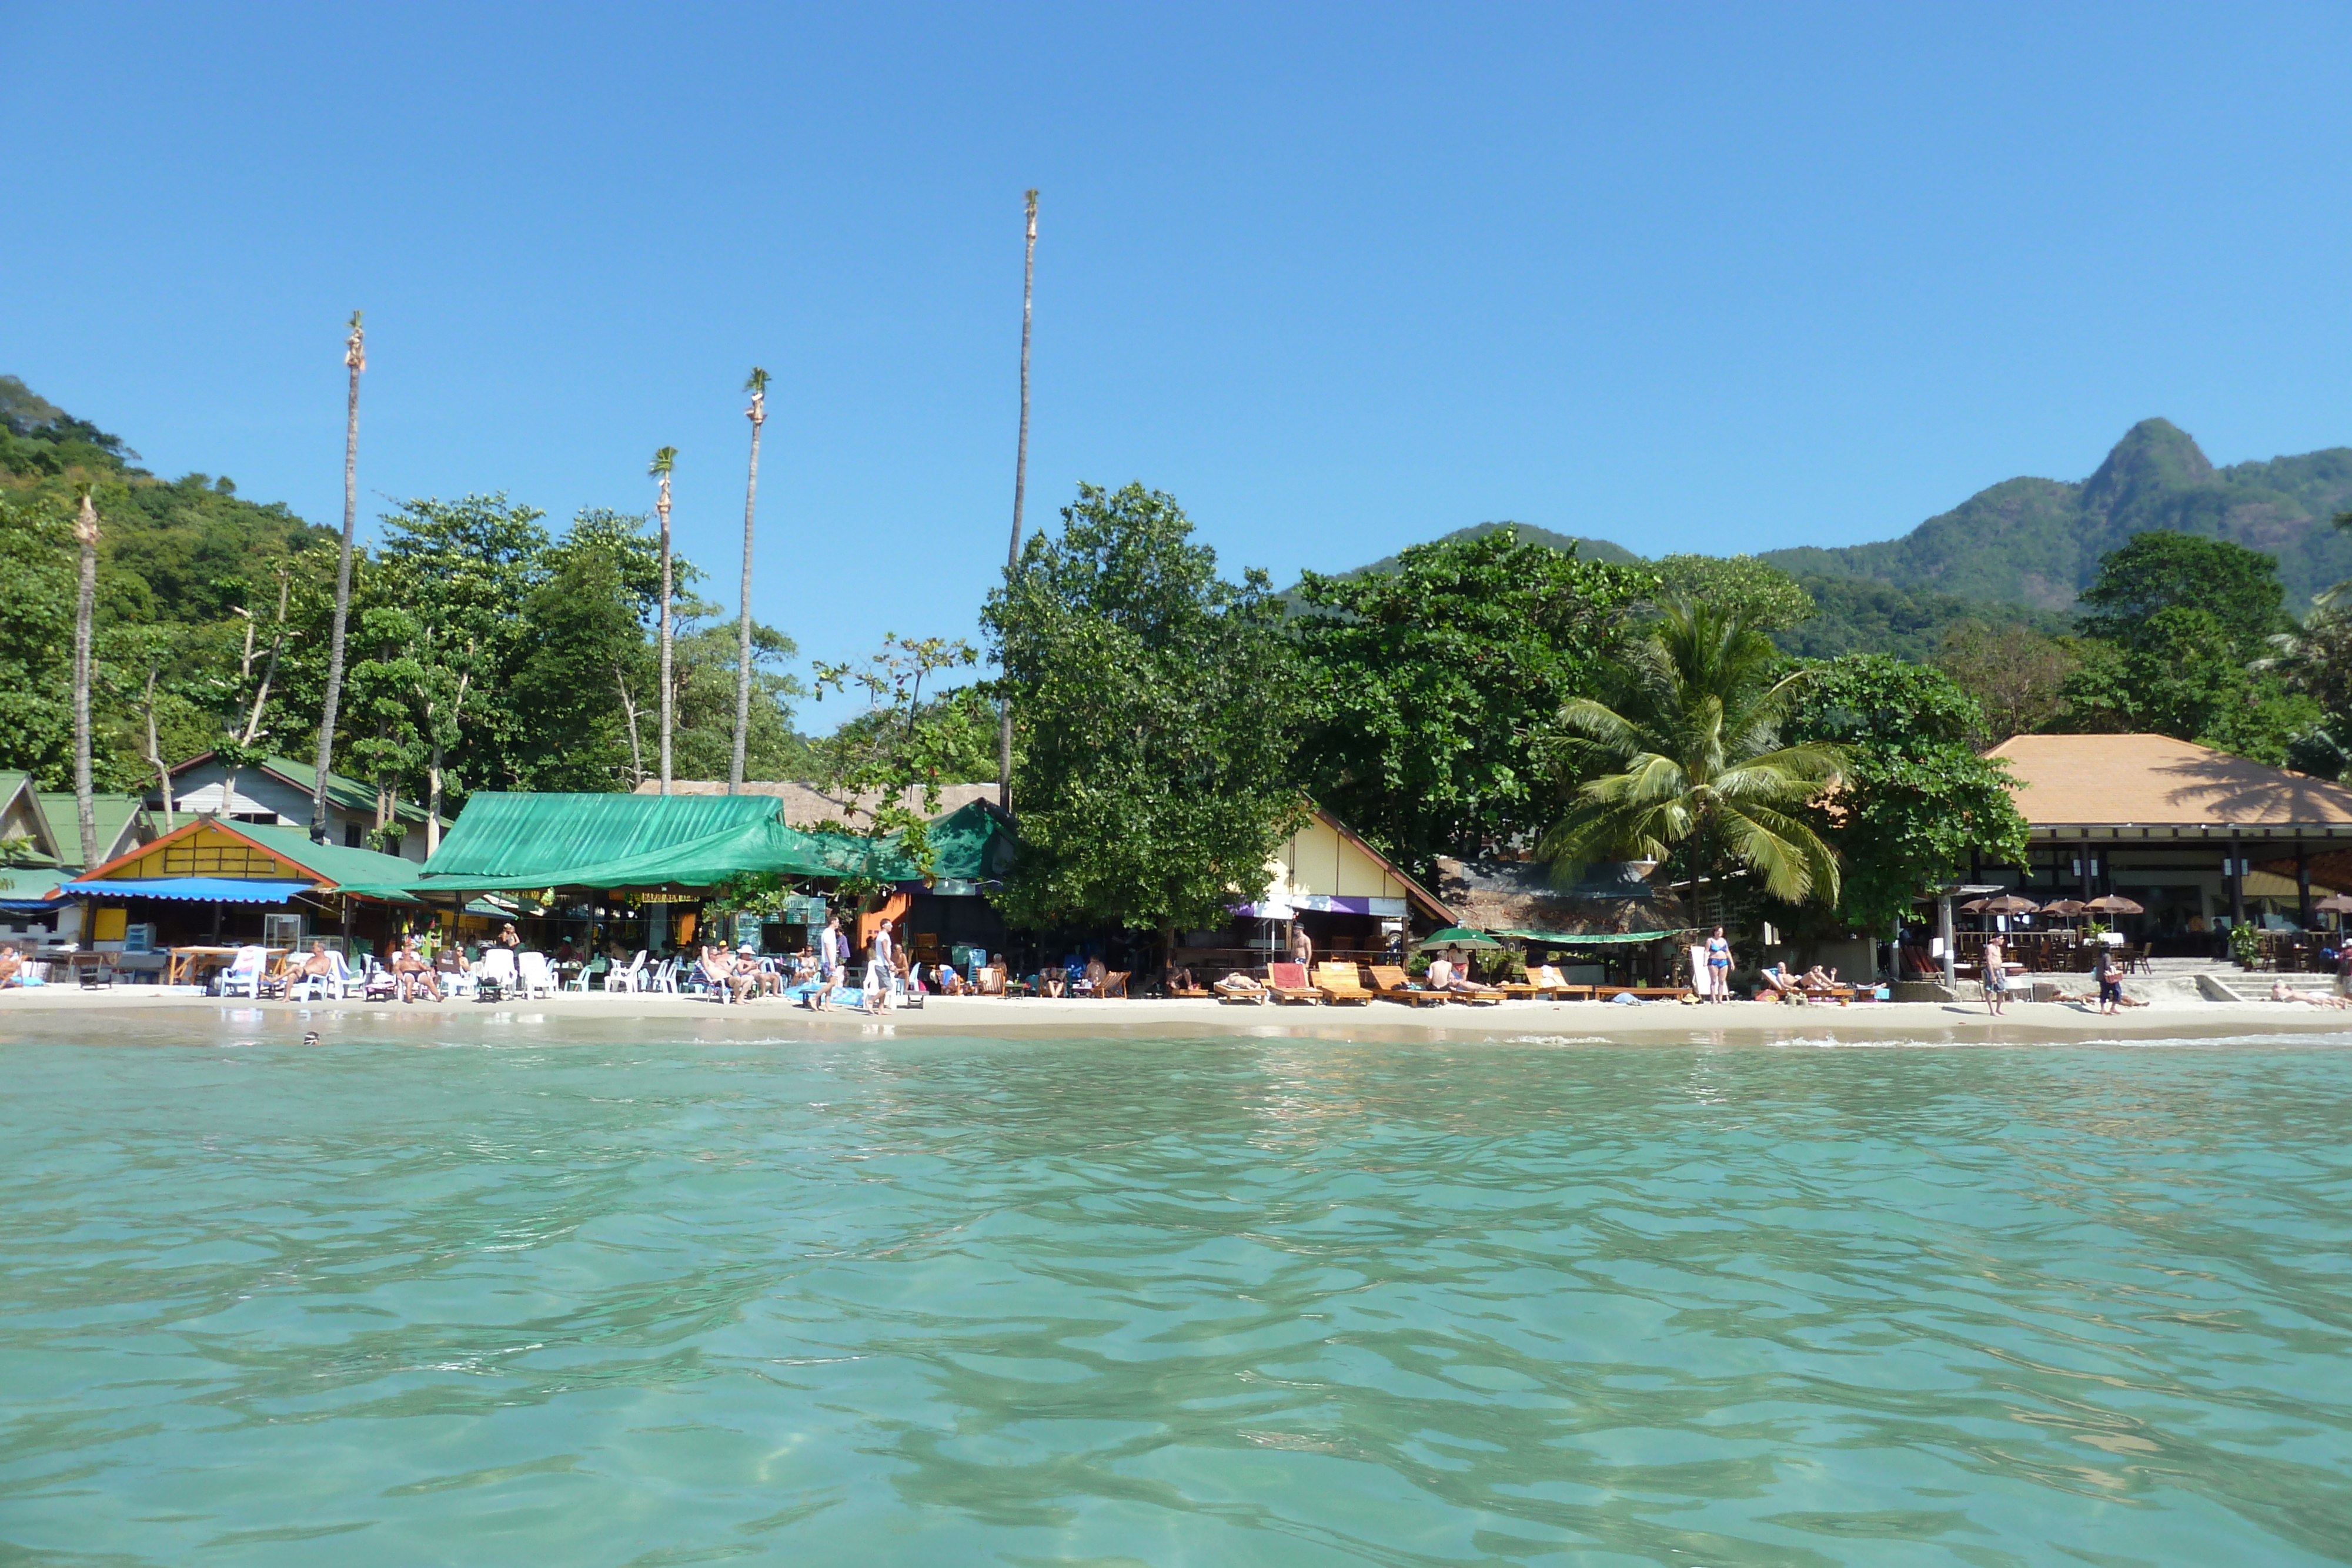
[{"xmin": 1496, "ymin": 928, "xmax": 1692, "ymax": 945}]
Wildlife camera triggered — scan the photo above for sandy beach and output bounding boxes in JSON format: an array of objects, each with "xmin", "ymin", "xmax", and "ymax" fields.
[{"xmin": 6, "ymin": 984, "xmax": 2351, "ymax": 1047}]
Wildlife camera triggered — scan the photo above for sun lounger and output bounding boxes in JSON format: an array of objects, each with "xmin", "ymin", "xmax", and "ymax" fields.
[
  {"xmin": 1265, "ymin": 962, "xmax": 1322, "ymax": 1005},
  {"xmin": 1101, "ymin": 970, "xmax": 1130, "ymax": 998},
  {"xmin": 1312, "ymin": 962, "xmax": 1374, "ymax": 1005},
  {"xmin": 1499, "ymin": 963, "xmax": 1575, "ymax": 1001},
  {"xmin": 1367, "ymin": 964, "xmax": 1448, "ymax": 1007},
  {"xmin": 1215, "ymin": 975, "xmax": 1269, "ymax": 1005}
]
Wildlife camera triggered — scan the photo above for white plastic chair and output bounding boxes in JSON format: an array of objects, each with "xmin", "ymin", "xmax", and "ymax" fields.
[
  {"xmin": 649, "ymin": 958, "xmax": 678, "ymax": 994},
  {"xmin": 569, "ymin": 957, "xmax": 603, "ymax": 993},
  {"xmin": 214, "ymin": 945, "xmax": 268, "ymax": 998},
  {"xmin": 517, "ymin": 951, "xmax": 556, "ymax": 998},
  {"xmin": 289, "ymin": 952, "xmax": 350, "ymax": 1002},
  {"xmin": 480, "ymin": 948, "xmax": 519, "ymax": 994},
  {"xmin": 440, "ymin": 958, "xmax": 476, "ymax": 998},
  {"xmin": 603, "ymin": 951, "xmax": 647, "ymax": 992}
]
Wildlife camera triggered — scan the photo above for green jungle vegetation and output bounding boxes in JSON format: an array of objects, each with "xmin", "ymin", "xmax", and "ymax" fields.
[
  {"xmin": 0, "ymin": 376, "xmax": 810, "ymax": 847},
  {"xmin": 11, "ymin": 371, "xmax": 2352, "ymax": 939}
]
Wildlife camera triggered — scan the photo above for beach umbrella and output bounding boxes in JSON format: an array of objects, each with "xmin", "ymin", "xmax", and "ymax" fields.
[
  {"xmin": 2314, "ymin": 894, "xmax": 2352, "ymax": 914},
  {"xmin": 1963, "ymin": 894, "xmax": 2040, "ymax": 915},
  {"xmin": 2084, "ymin": 894, "xmax": 2144, "ymax": 915},
  {"xmin": 1416, "ymin": 925, "xmax": 1503, "ymax": 951}
]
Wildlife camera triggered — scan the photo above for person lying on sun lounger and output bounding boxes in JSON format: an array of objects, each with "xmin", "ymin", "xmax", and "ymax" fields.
[
  {"xmin": 2270, "ymin": 979, "xmax": 2351, "ymax": 1008},
  {"xmin": 1214, "ymin": 972, "xmax": 1263, "ymax": 997},
  {"xmin": 1758, "ymin": 962, "xmax": 1806, "ymax": 1001}
]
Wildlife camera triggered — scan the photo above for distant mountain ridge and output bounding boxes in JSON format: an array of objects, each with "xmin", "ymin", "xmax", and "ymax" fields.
[
  {"xmin": 1343, "ymin": 420, "xmax": 2352, "ymax": 627},
  {"xmin": 1760, "ymin": 419, "xmax": 2352, "ymax": 611}
]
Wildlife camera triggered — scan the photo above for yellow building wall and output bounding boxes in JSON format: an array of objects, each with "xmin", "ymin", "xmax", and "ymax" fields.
[
  {"xmin": 104, "ymin": 823, "xmax": 312, "ymax": 882},
  {"xmin": 1269, "ymin": 816, "xmax": 1412, "ymax": 901}
]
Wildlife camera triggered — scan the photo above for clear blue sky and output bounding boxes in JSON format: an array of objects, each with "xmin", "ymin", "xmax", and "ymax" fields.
[{"xmin": 6, "ymin": 4, "xmax": 2350, "ymax": 724}]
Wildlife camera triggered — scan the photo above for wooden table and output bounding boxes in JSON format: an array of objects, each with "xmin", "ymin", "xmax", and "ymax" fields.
[{"xmin": 166, "ymin": 947, "xmax": 288, "ymax": 988}]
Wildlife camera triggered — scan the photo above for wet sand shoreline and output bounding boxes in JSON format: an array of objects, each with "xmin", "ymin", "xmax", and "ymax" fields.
[{"xmin": 5, "ymin": 987, "xmax": 2350, "ymax": 1047}]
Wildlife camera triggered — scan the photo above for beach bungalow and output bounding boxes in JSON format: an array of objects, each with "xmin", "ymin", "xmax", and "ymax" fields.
[
  {"xmin": 1179, "ymin": 807, "xmax": 1455, "ymax": 974},
  {"xmin": 1981, "ymin": 733, "xmax": 2352, "ymax": 953},
  {"xmin": 54, "ymin": 815, "xmax": 429, "ymax": 984},
  {"xmin": 155, "ymin": 753, "xmax": 448, "ymax": 862},
  {"xmin": 0, "ymin": 771, "xmax": 156, "ymax": 947}
]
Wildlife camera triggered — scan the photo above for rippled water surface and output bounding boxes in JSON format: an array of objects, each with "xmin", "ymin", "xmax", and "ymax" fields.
[{"xmin": 4, "ymin": 1020, "xmax": 2351, "ymax": 1565}]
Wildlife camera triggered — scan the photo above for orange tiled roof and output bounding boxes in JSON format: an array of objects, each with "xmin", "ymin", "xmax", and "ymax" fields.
[{"xmin": 1985, "ymin": 733, "xmax": 2352, "ymax": 827}]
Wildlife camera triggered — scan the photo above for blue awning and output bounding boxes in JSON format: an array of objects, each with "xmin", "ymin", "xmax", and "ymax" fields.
[{"xmin": 58, "ymin": 877, "xmax": 318, "ymax": 904}]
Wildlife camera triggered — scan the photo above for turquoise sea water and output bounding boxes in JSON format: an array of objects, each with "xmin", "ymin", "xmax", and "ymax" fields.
[{"xmin": 2, "ymin": 1019, "xmax": 2350, "ymax": 1565}]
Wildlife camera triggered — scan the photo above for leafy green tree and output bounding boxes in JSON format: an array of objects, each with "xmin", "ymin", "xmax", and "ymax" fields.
[
  {"xmin": 0, "ymin": 494, "xmax": 79, "ymax": 785},
  {"xmin": 1786, "ymin": 656, "xmax": 2030, "ymax": 932},
  {"xmin": 2077, "ymin": 531, "xmax": 2288, "ymax": 659},
  {"xmin": 1934, "ymin": 621, "xmax": 2079, "ymax": 743},
  {"xmin": 667, "ymin": 592, "xmax": 806, "ymax": 781},
  {"xmin": 2060, "ymin": 606, "xmax": 2320, "ymax": 765},
  {"xmin": 984, "ymin": 482, "xmax": 1304, "ymax": 960},
  {"xmin": 809, "ymin": 634, "xmax": 983, "ymax": 872},
  {"xmin": 1651, "ymin": 554, "xmax": 1816, "ymax": 631},
  {"xmin": 1292, "ymin": 528, "xmax": 1651, "ymax": 877},
  {"xmin": 1541, "ymin": 599, "xmax": 1843, "ymax": 905},
  {"xmin": 363, "ymin": 494, "xmax": 549, "ymax": 847}
]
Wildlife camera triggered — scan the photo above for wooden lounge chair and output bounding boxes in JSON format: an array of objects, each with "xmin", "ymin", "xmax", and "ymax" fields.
[
  {"xmin": 1265, "ymin": 961, "xmax": 1321, "ymax": 1005},
  {"xmin": 1499, "ymin": 963, "xmax": 1573, "ymax": 1001},
  {"xmin": 1366, "ymin": 964, "xmax": 1448, "ymax": 1007},
  {"xmin": 1167, "ymin": 981, "xmax": 1215, "ymax": 998},
  {"xmin": 1312, "ymin": 962, "xmax": 1374, "ymax": 1005},
  {"xmin": 1216, "ymin": 974, "xmax": 1269, "ymax": 1005},
  {"xmin": 1102, "ymin": 971, "xmax": 1130, "ymax": 998}
]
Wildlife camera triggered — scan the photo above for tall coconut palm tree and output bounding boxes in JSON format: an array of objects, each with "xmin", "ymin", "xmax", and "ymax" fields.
[
  {"xmin": 72, "ymin": 489, "xmax": 99, "ymax": 869},
  {"xmin": 998, "ymin": 189, "xmax": 1038, "ymax": 814},
  {"xmin": 729, "ymin": 368, "xmax": 768, "ymax": 794},
  {"xmin": 312, "ymin": 310, "xmax": 365, "ymax": 842},
  {"xmin": 649, "ymin": 445, "xmax": 679, "ymax": 795},
  {"xmin": 1541, "ymin": 599, "xmax": 1845, "ymax": 907}
]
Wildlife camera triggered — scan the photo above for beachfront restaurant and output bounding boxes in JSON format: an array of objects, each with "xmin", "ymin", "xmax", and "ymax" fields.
[
  {"xmin": 1967, "ymin": 733, "xmax": 2352, "ymax": 969},
  {"xmin": 350, "ymin": 791, "xmax": 1015, "ymax": 978},
  {"xmin": 52, "ymin": 815, "xmax": 429, "ymax": 986}
]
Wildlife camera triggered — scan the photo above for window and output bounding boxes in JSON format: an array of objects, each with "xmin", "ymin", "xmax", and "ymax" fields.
[{"xmin": 345, "ymin": 823, "xmax": 363, "ymax": 848}]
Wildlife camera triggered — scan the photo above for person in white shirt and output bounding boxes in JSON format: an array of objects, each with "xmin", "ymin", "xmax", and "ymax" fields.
[
  {"xmin": 813, "ymin": 917, "xmax": 846, "ymax": 1012},
  {"xmin": 864, "ymin": 924, "xmax": 894, "ymax": 1014}
]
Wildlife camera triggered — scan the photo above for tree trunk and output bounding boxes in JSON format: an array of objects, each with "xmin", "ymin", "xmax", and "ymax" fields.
[
  {"xmin": 657, "ymin": 478, "xmax": 674, "ymax": 795},
  {"xmin": 730, "ymin": 376, "xmax": 767, "ymax": 793},
  {"xmin": 426, "ymin": 745, "xmax": 444, "ymax": 857},
  {"xmin": 313, "ymin": 312, "xmax": 364, "ymax": 842},
  {"xmin": 616, "ymin": 664, "xmax": 646, "ymax": 786},
  {"xmin": 72, "ymin": 492, "xmax": 99, "ymax": 868},
  {"xmin": 997, "ymin": 189, "xmax": 1038, "ymax": 818},
  {"xmin": 143, "ymin": 661, "xmax": 174, "ymax": 831}
]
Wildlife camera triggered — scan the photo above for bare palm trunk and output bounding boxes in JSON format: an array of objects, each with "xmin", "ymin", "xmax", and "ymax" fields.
[
  {"xmin": 142, "ymin": 661, "xmax": 174, "ymax": 831},
  {"xmin": 650, "ymin": 448, "xmax": 677, "ymax": 794},
  {"xmin": 997, "ymin": 189, "xmax": 1037, "ymax": 817},
  {"xmin": 313, "ymin": 312, "xmax": 364, "ymax": 842},
  {"xmin": 730, "ymin": 372, "xmax": 769, "ymax": 793},
  {"xmin": 72, "ymin": 492, "xmax": 99, "ymax": 868}
]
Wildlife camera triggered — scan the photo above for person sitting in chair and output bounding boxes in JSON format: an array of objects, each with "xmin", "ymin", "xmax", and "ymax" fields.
[
  {"xmin": 1758, "ymin": 962, "xmax": 1805, "ymax": 1001},
  {"xmin": 392, "ymin": 938, "xmax": 441, "ymax": 1002},
  {"xmin": 295, "ymin": 940, "xmax": 338, "ymax": 984},
  {"xmin": 1, "ymin": 943, "xmax": 26, "ymax": 988}
]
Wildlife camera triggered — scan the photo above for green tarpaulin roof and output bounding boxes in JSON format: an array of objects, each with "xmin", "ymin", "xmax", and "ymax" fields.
[
  {"xmin": 421, "ymin": 793, "xmax": 784, "ymax": 878},
  {"xmin": 331, "ymin": 791, "xmax": 1017, "ymax": 900}
]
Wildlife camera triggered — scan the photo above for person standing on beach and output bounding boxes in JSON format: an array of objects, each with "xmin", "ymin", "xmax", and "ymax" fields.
[
  {"xmin": 1288, "ymin": 923, "xmax": 1313, "ymax": 971},
  {"xmin": 1983, "ymin": 934, "xmax": 2007, "ymax": 1015},
  {"xmin": 814, "ymin": 915, "xmax": 845, "ymax": 1012},
  {"xmin": 864, "ymin": 923, "xmax": 895, "ymax": 1014},
  {"xmin": 1705, "ymin": 927, "xmax": 1731, "ymax": 1002},
  {"xmin": 2095, "ymin": 947, "xmax": 2124, "ymax": 1015}
]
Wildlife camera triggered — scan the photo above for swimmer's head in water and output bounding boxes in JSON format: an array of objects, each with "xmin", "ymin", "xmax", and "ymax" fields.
[{"xmin": 300, "ymin": 1031, "xmax": 322, "ymax": 1047}]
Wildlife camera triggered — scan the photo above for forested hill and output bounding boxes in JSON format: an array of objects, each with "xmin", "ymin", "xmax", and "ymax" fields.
[{"xmin": 1760, "ymin": 419, "xmax": 2352, "ymax": 612}]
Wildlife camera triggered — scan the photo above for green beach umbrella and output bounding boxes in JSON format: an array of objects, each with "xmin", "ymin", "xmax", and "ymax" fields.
[{"xmin": 1417, "ymin": 925, "xmax": 1502, "ymax": 951}]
